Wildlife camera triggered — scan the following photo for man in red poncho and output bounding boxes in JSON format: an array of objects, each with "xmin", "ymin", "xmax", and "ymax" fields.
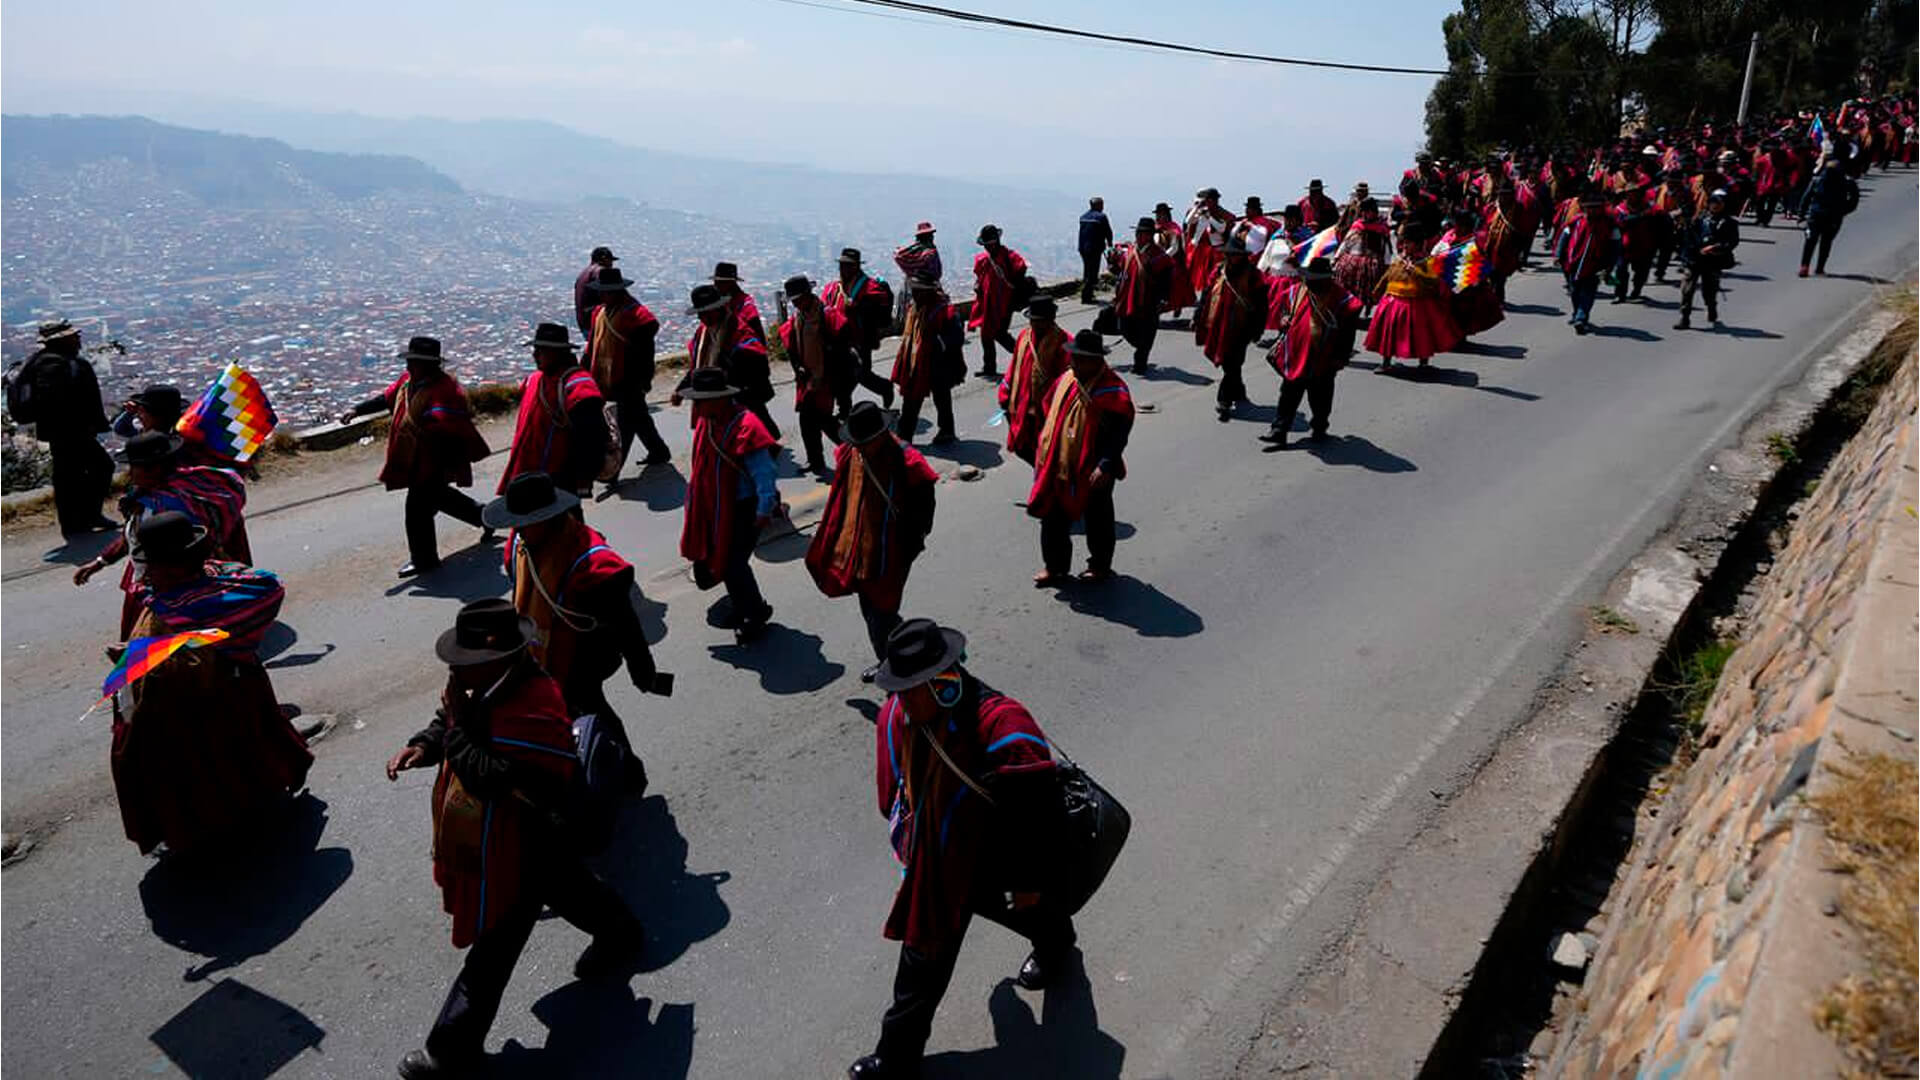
[
  {"xmin": 892, "ymin": 276, "xmax": 965, "ymax": 447},
  {"xmin": 1556, "ymin": 190, "xmax": 1618, "ymax": 335},
  {"xmin": 996, "ymin": 298, "xmax": 1071, "ymax": 464},
  {"xmin": 678, "ymin": 368, "xmax": 781, "ymax": 642},
  {"xmin": 1184, "ymin": 187, "xmax": 1234, "ymax": 302},
  {"xmin": 805, "ymin": 402, "xmax": 939, "ymax": 682},
  {"xmin": 848, "ymin": 618, "xmax": 1075, "ymax": 1080},
  {"xmin": 1610, "ymin": 184, "xmax": 1659, "ymax": 304},
  {"xmin": 823, "ymin": 248, "xmax": 898, "ymax": 410},
  {"xmin": 339, "ymin": 336, "xmax": 493, "ymax": 577},
  {"xmin": 968, "ymin": 224, "xmax": 1028, "ymax": 380},
  {"xmin": 1152, "ymin": 201, "xmax": 1197, "ymax": 317},
  {"xmin": 1106, "ymin": 216, "xmax": 1176, "ymax": 374},
  {"xmin": 1028, "ymin": 330, "xmax": 1134, "ymax": 586},
  {"xmin": 779, "ymin": 275, "xmax": 857, "ymax": 477},
  {"xmin": 1298, "ymin": 179, "xmax": 1340, "ymax": 230},
  {"xmin": 583, "ymin": 265, "xmax": 673, "ymax": 479},
  {"xmin": 1192, "ymin": 237, "xmax": 1269, "ymax": 422},
  {"xmin": 1257, "ymin": 257, "xmax": 1364, "ymax": 451},
  {"xmin": 498, "ymin": 323, "xmax": 607, "ymax": 501},
  {"xmin": 388, "ymin": 598, "xmax": 645, "ymax": 1080}
]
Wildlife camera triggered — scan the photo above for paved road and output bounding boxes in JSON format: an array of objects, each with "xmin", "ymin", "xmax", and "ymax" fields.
[{"xmin": 4, "ymin": 172, "xmax": 1913, "ymax": 1080}]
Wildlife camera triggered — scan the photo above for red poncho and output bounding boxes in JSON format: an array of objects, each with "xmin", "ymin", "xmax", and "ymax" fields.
[
  {"xmin": 507, "ymin": 519, "xmax": 630, "ymax": 689},
  {"xmin": 680, "ymin": 406, "xmax": 778, "ymax": 585},
  {"xmin": 804, "ymin": 437, "xmax": 939, "ymax": 611},
  {"xmin": 499, "ymin": 367, "xmax": 603, "ymax": 494},
  {"xmin": 1027, "ymin": 369, "xmax": 1134, "ymax": 521},
  {"xmin": 778, "ymin": 303, "xmax": 850, "ymax": 412},
  {"xmin": 1110, "ymin": 242, "xmax": 1174, "ymax": 318},
  {"xmin": 1265, "ymin": 278, "xmax": 1363, "ymax": 381},
  {"xmin": 996, "ymin": 324, "xmax": 1071, "ymax": 463},
  {"xmin": 379, "ymin": 370, "xmax": 490, "ymax": 490},
  {"xmin": 891, "ymin": 298, "xmax": 958, "ymax": 400},
  {"xmin": 969, "ymin": 247, "xmax": 1028, "ymax": 334},
  {"xmin": 1193, "ymin": 268, "xmax": 1267, "ymax": 365},
  {"xmin": 1154, "ymin": 221, "xmax": 1197, "ymax": 310}
]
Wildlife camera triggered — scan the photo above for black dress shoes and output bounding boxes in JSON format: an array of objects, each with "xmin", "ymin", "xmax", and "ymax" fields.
[
  {"xmin": 848, "ymin": 1053, "xmax": 915, "ymax": 1079},
  {"xmin": 397, "ymin": 1048, "xmax": 476, "ymax": 1079}
]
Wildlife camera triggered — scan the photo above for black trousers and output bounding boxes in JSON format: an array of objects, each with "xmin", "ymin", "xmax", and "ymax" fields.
[
  {"xmin": 797, "ymin": 398, "xmax": 840, "ymax": 471},
  {"xmin": 895, "ymin": 382, "xmax": 955, "ymax": 442},
  {"xmin": 614, "ymin": 388, "xmax": 670, "ymax": 465},
  {"xmin": 1612, "ymin": 254, "xmax": 1652, "ymax": 300},
  {"xmin": 1800, "ymin": 221, "xmax": 1841, "ymax": 272},
  {"xmin": 1215, "ymin": 345, "xmax": 1249, "ymax": 409},
  {"xmin": 1753, "ymin": 193, "xmax": 1778, "ymax": 227},
  {"xmin": 1678, "ymin": 266, "xmax": 1721, "ymax": 320},
  {"xmin": 874, "ymin": 896, "xmax": 1076, "ymax": 1063},
  {"xmin": 404, "ymin": 482, "xmax": 485, "ymax": 568},
  {"xmin": 1274, "ymin": 369, "xmax": 1337, "ymax": 438},
  {"xmin": 722, "ymin": 496, "xmax": 768, "ymax": 620},
  {"xmin": 1040, "ymin": 486, "xmax": 1116, "ymax": 574},
  {"xmin": 1079, "ymin": 251, "xmax": 1102, "ymax": 302},
  {"xmin": 49, "ymin": 436, "xmax": 113, "ymax": 536},
  {"xmin": 425, "ymin": 848, "xmax": 638, "ymax": 1062},
  {"xmin": 858, "ymin": 591, "xmax": 902, "ymax": 660},
  {"xmin": 1119, "ymin": 313, "xmax": 1159, "ymax": 371},
  {"xmin": 977, "ymin": 325, "xmax": 1018, "ymax": 373},
  {"xmin": 850, "ymin": 344, "xmax": 894, "ymax": 403}
]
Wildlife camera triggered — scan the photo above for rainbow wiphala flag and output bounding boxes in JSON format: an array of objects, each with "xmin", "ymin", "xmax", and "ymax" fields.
[
  {"xmin": 179, "ymin": 362, "xmax": 278, "ymax": 463},
  {"xmin": 1427, "ymin": 241, "xmax": 1488, "ymax": 292},
  {"xmin": 1298, "ymin": 227, "xmax": 1341, "ymax": 266},
  {"xmin": 100, "ymin": 629, "xmax": 229, "ymax": 701}
]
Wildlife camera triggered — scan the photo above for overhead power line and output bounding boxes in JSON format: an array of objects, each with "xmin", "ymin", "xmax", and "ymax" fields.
[{"xmin": 824, "ymin": 0, "xmax": 1451, "ymax": 75}]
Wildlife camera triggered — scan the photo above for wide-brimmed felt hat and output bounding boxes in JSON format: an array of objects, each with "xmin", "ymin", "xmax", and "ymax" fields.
[
  {"xmin": 1244, "ymin": 196, "xmax": 1265, "ymax": 211},
  {"xmin": 913, "ymin": 221, "xmax": 936, "ymax": 236},
  {"xmin": 131, "ymin": 511, "xmax": 208, "ymax": 565},
  {"xmin": 1153, "ymin": 201, "xmax": 1173, "ymax": 214},
  {"xmin": 36, "ymin": 319, "xmax": 78, "ymax": 343},
  {"xmin": 873, "ymin": 617, "xmax": 967, "ymax": 692},
  {"xmin": 976, "ymin": 224, "xmax": 1001, "ymax": 245},
  {"xmin": 1026, "ymin": 296, "xmax": 1058, "ymax": 320},
  {"xmin": 1307, "ymin": 178, "xmax": 1326, "ymax": 190},
  {"xmin": 129, "ymin": 383, "xmax": 184, "ymax": 415},
  {"xmin": 125, "ymin": 430, "xmax": 184, "ymax": 466},
  {"xmin": 524, "ymin": 322, "xmax": 579, "ymax": 350},
  {"xmin": 783, "ymin": 274, "xmax": 815, "ymax": 300},
  {"xmin": 687, "ymin": 284, "xmax": 730, "ymax": 315},
  {"xmin": 435, "ymin": 598, "xmax": 538, "ymax": 667},
  {"xmin": 591, "ymin": 245, "xmax": 618, "ymax": 262},
  {"xmin": 1067, "ymin": 328, "xmax": 1109, "ymax": 357},
  {"xmin": 588, "ymin": 265, "xmax": 635, "ymax": 292},
  {"xmin": 677, "ymin": 367, "xmax": 738, "ymax": 400},
  {"xmin": 1301, "ymin": 257, "xmax": 1335, "ymax": 281},
  {"xmin": 482, "ymin": 471, "xmax": 580, "ymax": 530},
  {"xmin": 1196, "ymin": 187, "xmax": 1220, "ymax": 199},
  {"xmin": 399, "ymin": 336, "xmax": 444, "ymax": 363},
  {"xmin": 838, "ymin": 247, "xmax": 864, "ymax": 265},
  {"xmin": 711, "ymin": 261, "xmax": 741, "ymax": 283},
  {"xmin": 1223, "ymin": 236, "xmax": 1253, "ymax": 256},
  {"xmin": 1708, "ymin": 188, "xmax": 1729, "ymax": 201},
  {"xmin": 841, "ymin": 400, "xmax": 889, "ymax": 445}
]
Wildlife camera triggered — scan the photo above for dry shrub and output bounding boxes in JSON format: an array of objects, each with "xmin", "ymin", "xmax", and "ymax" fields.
[
  {"xmin": 465, "ymin": 383, "xmax": 519, "ymax": 418},
  {"xmin": 1811, "ymin": 750, "xmax": 1918, "ymax": 1078}
]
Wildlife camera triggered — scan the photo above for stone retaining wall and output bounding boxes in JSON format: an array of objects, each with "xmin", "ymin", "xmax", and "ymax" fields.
[{"xmin": 1546, "ymin": 346, "xmax": 1917, "ymax": 1078}]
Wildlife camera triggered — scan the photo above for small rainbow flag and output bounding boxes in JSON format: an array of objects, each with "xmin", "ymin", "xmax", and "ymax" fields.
[
  {"xmin": 1298, "ymin": 226, "xmax": 1341, "ymax": 266},
  {"xmin": 179, "ymin": 362, "xmax": 278, "ymax": 463},
  {"xmin": 1428, "ymin": 240, "xmax": 1488, "ymax": 292},
  {"xmin": 100, "ymin": 628, "xmax": 229, "ymax": 701}
]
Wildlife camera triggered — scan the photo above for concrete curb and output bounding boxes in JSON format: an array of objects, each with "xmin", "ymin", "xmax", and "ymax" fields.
[{"xmin": 1237, "ymin": 298, "xmax": 1910, "ymax": 1078}]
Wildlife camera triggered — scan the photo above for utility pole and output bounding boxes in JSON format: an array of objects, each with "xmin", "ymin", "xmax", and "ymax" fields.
[{"xmin": 1737, "ymin": 32, "xmax": 1760, "ymax": 124}]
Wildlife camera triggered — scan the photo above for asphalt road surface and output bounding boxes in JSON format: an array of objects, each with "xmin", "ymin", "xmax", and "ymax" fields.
[{"xmin": 4, "ymin": 171, "xmax": 1913, "ymax": 1080}]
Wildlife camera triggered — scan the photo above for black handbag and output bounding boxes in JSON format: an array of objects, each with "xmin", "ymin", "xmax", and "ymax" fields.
[{"xmin": 922, "ymin": 729, "xmax": 1131, "ymax": 916}]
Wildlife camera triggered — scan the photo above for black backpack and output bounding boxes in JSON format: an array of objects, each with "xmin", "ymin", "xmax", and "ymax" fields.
[
  {"xmin": 567, "ymin": 712, "xmax": 638, "ymax": 853},
  {"xmin": 3, "ymin": 351, "xmax": 57, "ymax": 425}
]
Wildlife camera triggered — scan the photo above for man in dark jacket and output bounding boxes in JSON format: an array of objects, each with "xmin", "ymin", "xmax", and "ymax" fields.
[
  {"xmin": 1077, "ymin": 197, "xmax": 1113, "ymax": 304},
  {"xmin": 1674, "ymin": 190, "xmax": 1741, "ymax": 330},
  {"xmin": 849, "ymin": 619, "xmax": 1076, "ymax": 1079},
  {"xmin": 19, "ymin": 320, "xmax": 116, "ymax": 538},
  {"xmin": 388, "ymin": 599, "xmax": 645, "ymax": 1080},
  {"xmin": 1797, "ymin": 160, "xmax": 1860, "ymax": 277},
  {"xmin": 574, "ymin": 246, "xmax": 618, "ymax": 337},
  {"xmin": 583, "ymin": 265, "xmax": 673, "ymax": 479}
]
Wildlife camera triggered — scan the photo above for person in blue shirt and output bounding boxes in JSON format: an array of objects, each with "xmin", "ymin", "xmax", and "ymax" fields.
[{"xmin": 1077, "ymin": 196, "xmax": 1113, "ymax": 304}]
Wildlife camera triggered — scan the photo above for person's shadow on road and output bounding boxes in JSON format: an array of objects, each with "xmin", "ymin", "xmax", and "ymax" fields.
[
  {"xmin": 495, "ymin": 990, "xmax": 695, "ymax": 1079},
  {"xmin": 709, "ymin": 624, "xmax": 846, "ymax": 693},
  {"xmin": 137, "ymin": 793, "xmax": 353, "ymax": 983},
  {"xmin": 603, "ymin": 464, "xmax": 689, "ymax": 513},
  {"xmin": 594, "ymin": 795, "xmax": 731, "ymax": 975},
  {"xmin": 383, "ymin": 542, "xmax": 509, "ymax": 601},
  {"xmin": 919, "ymin": 437, "xmax": 1004, "ymax": 471},
  {"xmin": 1302, "ymin": 433, "xmax": 1418, "ymax": 473},
  {"xmin": 1059, "ymin": 575, "xmax": 1203, "ymax": 638},
  {"xmin": 921, "ymin": 954, "xmax": 1125, "ymax": 1079},
  {"xmin": 148, "ymin": 977, "xmax": 326, "ymax": 1080}
]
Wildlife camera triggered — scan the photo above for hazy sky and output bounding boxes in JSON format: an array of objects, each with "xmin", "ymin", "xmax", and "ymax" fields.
[{"xmin": 2, "ymin": 0, "xmax": 1447, "ymax": 201}]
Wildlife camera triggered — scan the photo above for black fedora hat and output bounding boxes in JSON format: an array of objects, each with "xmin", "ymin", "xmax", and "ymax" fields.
[
  {"xmin": 1026, "ymin": 296, "xmax": 1058, "ymax": 320},
  {"xmin": 1067, "ymin": 328, "xmax": 1109, "ymax": 357},
  {"xmin": 591, "ymin": 245, "xmax": 619, "ymax": 263},
  {"xmin": 873, "ymin": 617, "xmax": 967, "ymax": 692},
  {"xmin": 131, "ymin": 510, "xmax": 208, "ymax": 565},
  {"xmin": 1301, "ymin": 257, "xmax": 1336, "ymax": 282},
  {"xmin": 523, "ymin": 322, "xmax": 579, "ymax": 350},
  {"xmin": 398, "ymin": 336, "xmax": 444, "ymax": 363},
  {"xmin": 588, "ymin": 265, "xmax": 635, "ymax": 292},
  {"xmin": 841, "ymin": 400, "xmax": 889, "ymax": 444},
  {"xmin": 125, "ymin": 430, "xmax": 184, "ymax": 466},
  {"xmin": 435, "ymin": 598, "xmax": 537, "ymax": 667},
  {"xmin": 1244, "ymin": 195, "xmax": 1265, "ymax": 211},
  {"xmin": 1196, "ymin": 187, "xmax": 1221, "ymax": 199},
  {"xmin": 976, "ymin": 224, "xmax": 1002, "ymax": 245},
  {"xmin": 783, "ymin": 274, "xmax": 815, "ymax": 300},
  {"xmin": 711, "ymin": 261, "xmax": 741, "ymax": 283},
  {"xmin": 677, "ymin": 367, "xmax": 738, "ymax": 400},
  {"xmin": 838, "ymin": 247, "xmax": 864, "ymax": 265},
  {"xmin": 36, "ymin": 319, "xmax": 78, "ymax": 343},
  {"xmin": 1153, "ymin": 201, "xmax": 1173, "ymax": 214},
  {"xmin": 129, "ymin": 383, "xmax": 184, "ymax": 415},
  {"xmin": 687, "ymin": 284, "xmax": 729, "ymax": 315},
  {"xmin": 482, "ymin": 471, "xmax": 580, "ymax": 530},
  {"xmin": 1134, "ymin": 216, "xmax": 1156, "ymax": 232}
]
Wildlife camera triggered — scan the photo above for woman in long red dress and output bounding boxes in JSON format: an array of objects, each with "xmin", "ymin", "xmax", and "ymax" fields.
[{"xmin": 1365, "ymin": 225, "xmax": 1460, "ymax": 373}]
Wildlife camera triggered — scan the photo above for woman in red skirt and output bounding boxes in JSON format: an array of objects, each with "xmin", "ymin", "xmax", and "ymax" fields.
[
  {"xmin": 1333, "ymin": 198, "xmax": 1392, "ymax": 317},
  {"xmin": 1366, "ymin": 225, "xmax": 1460, "ymax": 373}
]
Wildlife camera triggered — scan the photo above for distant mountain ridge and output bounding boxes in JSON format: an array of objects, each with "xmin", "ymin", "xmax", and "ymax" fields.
[{"xmin": 1, "ymin": 114, "xmax": 462, "ymax": 206}]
